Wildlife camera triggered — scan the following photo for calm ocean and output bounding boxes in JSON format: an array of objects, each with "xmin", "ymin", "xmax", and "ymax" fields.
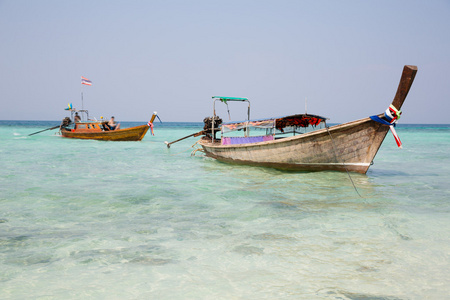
[{"xmin": 1, "ymin": 120, "xmax": 449, "ymax": 299}]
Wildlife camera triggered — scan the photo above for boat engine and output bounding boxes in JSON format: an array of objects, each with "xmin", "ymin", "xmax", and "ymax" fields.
[
  {"xmin": 203, "ymin": 116, "xmax": 222, "ymax": 139},
  {"xmin": 60, "ymin": 117, "xmax": 72, "ymax": 129}
]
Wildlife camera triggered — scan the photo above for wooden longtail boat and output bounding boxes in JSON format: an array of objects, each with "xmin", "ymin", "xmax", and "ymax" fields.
[
  {"xmin": 59, "ymin": 110, "xmax": 157, "ymax": 141},
  {"xmin": 196, "ymin": 65, "xmax": 417, "ymax": 174}
]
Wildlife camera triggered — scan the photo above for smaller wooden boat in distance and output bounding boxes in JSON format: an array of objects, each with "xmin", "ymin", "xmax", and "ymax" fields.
[
  {"xmin": 59, "ymin": 110, "xmax": 158, "ymax": 141},
  {"xmin": 191, "ymin": 65, "xmax": 417, "ymax": 174}
]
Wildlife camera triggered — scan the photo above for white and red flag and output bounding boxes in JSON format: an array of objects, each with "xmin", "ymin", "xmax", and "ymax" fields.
[{"xmin": 81, "ymin": 76, "xmax": 92, "ymax": 86}]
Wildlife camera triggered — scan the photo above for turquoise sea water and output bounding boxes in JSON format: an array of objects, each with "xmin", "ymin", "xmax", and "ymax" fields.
[{"xmin": 1, "ymin": 121, "xmax": 449, "ymax": 299}]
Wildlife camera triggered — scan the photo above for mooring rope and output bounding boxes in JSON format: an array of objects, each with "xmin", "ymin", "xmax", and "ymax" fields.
[
  {"xmin": 325, "ymin": 124, "xmax": 413, "ymax": 243},
  {"xmin": 325, "ymin": 124, "xmax": 363, "ymax": 198},
  {"xmin": 191, "ymin": 148, "xmax": 205, "ymax": 156},
  {"xmin": 190, "ymin": 141, "xmax": 206, "ymax": 156},
  {"xmin": 324, "ymin": 118, "xmax": 415, "ymax": 251}
]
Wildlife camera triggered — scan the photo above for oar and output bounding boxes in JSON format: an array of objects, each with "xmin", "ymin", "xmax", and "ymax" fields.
[
  {"xmin": 164, "ymin": 130, "xmax": 204, "ymax": 148},
  {"xmin": 28, "ymin": 125, "xmax": 60, "ymax": 136}
]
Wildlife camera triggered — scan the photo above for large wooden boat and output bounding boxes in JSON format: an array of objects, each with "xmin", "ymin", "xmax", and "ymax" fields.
[
  {"xmin": 59, "ymin": 110, "xmax": 157, "ymax": 141},
  {"xmin": 196, "ymin": 65, "xmax": 417, "ymax": 174}
]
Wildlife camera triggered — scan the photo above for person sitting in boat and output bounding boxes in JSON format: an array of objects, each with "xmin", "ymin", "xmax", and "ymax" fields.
[
  {"xmin": 108, "ymin": 116, "xmax": 120, "ymax": 130},
  {"xmin": 74, "ymin": 113, "xmax": 81, "ymax": 122}
]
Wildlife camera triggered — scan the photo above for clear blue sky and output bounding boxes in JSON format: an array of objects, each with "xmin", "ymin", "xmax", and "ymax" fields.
[{"xmin": 1, "ymin": 0, "xmax": 449, "ymax": 123}]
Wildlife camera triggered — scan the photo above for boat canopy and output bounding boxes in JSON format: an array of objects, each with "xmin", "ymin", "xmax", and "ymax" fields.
[
  {"xmin": 212, "ymin": 96, "xmax": 251, "ymax": 125},
  {"xmin": 212, "ymin": 96, "xmax": 249, "ymax": 103},
  {"xmin": 222, "ymin": 114, "xmax": 327, "ymax": 133},
  {"xmin": 70, "ymin": 109, "xmax": 90, "ymax": 122}
]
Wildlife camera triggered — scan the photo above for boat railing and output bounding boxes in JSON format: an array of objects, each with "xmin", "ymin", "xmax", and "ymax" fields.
[
  {"xmin": 70, "ymin": 109, "xmax": 90, "ymax": 122},
  {"xmin": 212, "ymin": 96, "xmax": 250, "ymax": 142}
]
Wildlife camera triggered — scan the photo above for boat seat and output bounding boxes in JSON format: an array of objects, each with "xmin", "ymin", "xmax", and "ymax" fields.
[{"xmin": 222, "ymin": 135, "xmax": 274, "ymax": 145}]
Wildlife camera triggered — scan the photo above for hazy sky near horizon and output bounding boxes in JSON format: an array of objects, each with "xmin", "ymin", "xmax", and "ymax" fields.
[{"xmin": 1, "ymin": 0, "xmax": 449, "ymax": 123}]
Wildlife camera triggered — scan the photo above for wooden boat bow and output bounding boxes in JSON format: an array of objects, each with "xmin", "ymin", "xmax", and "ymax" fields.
[
  {"xmin": 191, "ymin": 65, "xmax": 419, "ymax": 174},
  {"xmin": 392, "ymin": 65, "xmax": 418, "ymax": 110}
]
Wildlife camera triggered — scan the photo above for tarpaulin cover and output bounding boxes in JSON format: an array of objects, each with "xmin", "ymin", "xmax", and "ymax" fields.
[
  {"xmin": 222, "ymin": 114, "xmax": 326, "ymax": 133},
  {"xmin": 275, "ymin": 115, "xmax": 324, "ymax": 130},
  {"xmin": 222, "ymin": 119, "xmax": 274, "ymax": 133},
  {"xmin": 212, "ymin": 96, "xmax": 249, "ymax": 103}
]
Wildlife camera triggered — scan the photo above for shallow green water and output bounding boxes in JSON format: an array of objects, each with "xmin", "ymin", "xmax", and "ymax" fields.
[{"xmin": 1, "ymin": 121, "xmax": 449, "ymax": 299}]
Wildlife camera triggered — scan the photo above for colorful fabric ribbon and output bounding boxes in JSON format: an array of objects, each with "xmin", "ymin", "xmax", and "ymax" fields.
[
  {"xmin": 147, "ymin": 121, "xmax": 154, "ymax": 136},
  {"xmin": 384, "ymin": 104, "xmax": 402, "ymax": 123},
  {"xmin": 389, "ymin": 126, "xmax": 402, "ymax": 148},
  {"xmin": 370, "ymin": 104, "xmax": 402, "ymax": 148}
]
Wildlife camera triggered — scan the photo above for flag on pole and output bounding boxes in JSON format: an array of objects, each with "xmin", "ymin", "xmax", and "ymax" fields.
[
  {"xmin": 81, "ymin": 76, "xmax": 92, "ymax": 86},
  {"xmin": 64, "ymin": 103, "xmax": 73, "ymax": 110}
]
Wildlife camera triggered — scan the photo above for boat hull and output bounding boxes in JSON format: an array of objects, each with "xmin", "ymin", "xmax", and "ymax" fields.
[
  {"xmin": 198, "ymin": 65, "xmax": 418, "ymax": 174},
  {"xmin": 61, "ymin": 124, "xmax": 149, "ymax": 141},
  {"xmin": 199, "ymin": 117, "xmax": 389, "ymax": 174}
]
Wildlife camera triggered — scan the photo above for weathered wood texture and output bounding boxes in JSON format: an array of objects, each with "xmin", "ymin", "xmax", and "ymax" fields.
[
  {"xmin": 392, "ymin": 65, "xmax": 418, "ymax": 110},
  {"xmin": 200, "ymin": 118, "xmax": 387, "ymax": 173},
  {"xmin": 61, "ymin": 124, "xmax": 149, "ymax": 141},
  {"xmin": 199, "ymin": 65, "xmax": 417, "ymax": 173}
]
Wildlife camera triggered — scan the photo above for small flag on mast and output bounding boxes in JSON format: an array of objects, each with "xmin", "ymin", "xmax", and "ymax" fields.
[{"xmin": 81, "ymin": 76, "xmax": 92, "ymax": 86}]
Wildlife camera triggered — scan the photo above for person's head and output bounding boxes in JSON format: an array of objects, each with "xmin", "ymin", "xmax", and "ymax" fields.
[{"xmin": 111, "ymin": 116, "xmax": 115, "ymax": 120}]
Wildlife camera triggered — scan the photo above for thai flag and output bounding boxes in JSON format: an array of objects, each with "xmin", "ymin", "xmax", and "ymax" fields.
[{"xmin": 81, "ymin": 76, "xmax": 92, "ymax": 86}]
